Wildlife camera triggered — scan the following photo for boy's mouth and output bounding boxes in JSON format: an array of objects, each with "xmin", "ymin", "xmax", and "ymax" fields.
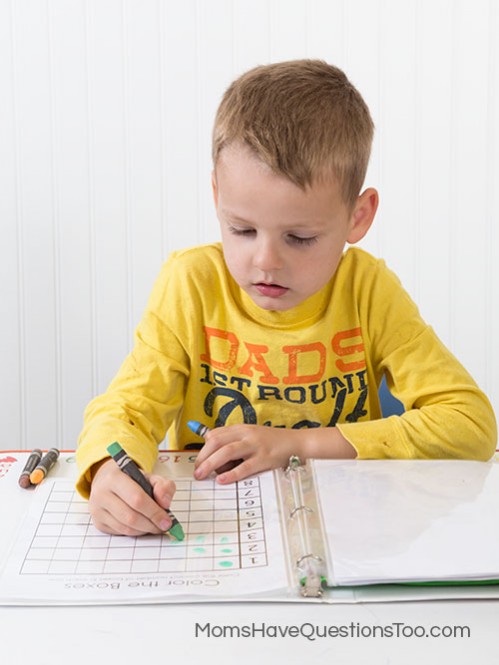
[{"xmin": 254, "ymin": 282, "xmax": 289, "ymax": 298}]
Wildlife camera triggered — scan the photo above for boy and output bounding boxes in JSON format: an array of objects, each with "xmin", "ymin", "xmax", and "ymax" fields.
[{"xmin": 77, "ymin": 60, "xmax": 496, "ymax": 536}]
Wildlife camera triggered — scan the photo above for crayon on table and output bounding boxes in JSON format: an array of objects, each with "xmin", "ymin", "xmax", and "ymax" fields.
[
  {"xmin": 106, "ymin": 442, "xmax": 185, "ymax": 541},
  {"xmin": 18, "ymin": 448, "xmax": 43, "ymax": 489},
  {"xmin": 29, "ymin": 448, "xmax": 60, "ymax": 485}
]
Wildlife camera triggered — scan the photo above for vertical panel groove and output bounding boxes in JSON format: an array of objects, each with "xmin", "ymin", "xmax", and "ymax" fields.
[
  {"xmin": 195, "ymin": 0, "xmax": 202, "ymax": 243},
  {"xmin": 269, "ymin": 0, "xmax": 274, "ymax": 61},
  {"xmin": 377, "ymin": 0, "xmax": 385, "ymax": 257},
  {"xmin": 158, "ymin": 0, "xmax": 167, "ymax": 258},
  {"xmin": 413, "ymin": 0, "xmax": 421, "ymax": 305},
  {"xmin": 342, "ymin": 0, "xmax": 349, "ymax": 70},
  {"xmin": 485, "ymin": 0, "xmax": 497, "ymax": 394},
  {"xmin": 448, "ymin": 0, "xmax": 458, "ymax": 351},
  {"xmin": 304, "ymin": 1, "xmax": 309, "ymax": 57},
  {"xmin": 122, "ymin": 0, "xmax": 133, "ymax": 345},
  {"xmin": 83, "ymin": 0, "xmax": 98, "ymax": 398},
  {"xmin": 47, "ymin": 0, "xmax": 63, "ymax": 448},
  {"xmin": 10, "ymin": 0, "xmax": 26, "ymax": 448}
]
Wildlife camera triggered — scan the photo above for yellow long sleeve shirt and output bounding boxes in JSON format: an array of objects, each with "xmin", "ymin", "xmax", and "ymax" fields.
[{"xmin": 76, "ymin": 244, "xmax": 497, "ymax": 497}]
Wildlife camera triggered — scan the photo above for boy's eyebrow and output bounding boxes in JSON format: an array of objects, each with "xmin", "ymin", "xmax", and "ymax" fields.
[
  {"xmin": 219, "ymin": 208, "xmax": 253, "ymax": 223},
  {"xmin": 219, "ymin": 207, "xmax": 323, "ymax": 230}
]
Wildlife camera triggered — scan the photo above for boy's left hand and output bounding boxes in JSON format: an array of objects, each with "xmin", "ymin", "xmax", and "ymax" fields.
[{"xmin": 193, "ymin": 424, "xmax": 303, "ymax": 483}]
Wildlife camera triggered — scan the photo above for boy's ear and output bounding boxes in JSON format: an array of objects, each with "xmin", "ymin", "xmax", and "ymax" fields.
[
  {"xmin": 211, "ymin": 171, "xmax": 219, "ymax": 207},
  {"xmin": 347, "ymin": 187, "xmax": 379, "ymax": 244}
]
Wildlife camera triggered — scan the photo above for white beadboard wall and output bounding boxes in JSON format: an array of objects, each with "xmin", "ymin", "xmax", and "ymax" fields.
[{"xmin": 0, "ymin": 0, "xmax": 498, "ymax": 450}]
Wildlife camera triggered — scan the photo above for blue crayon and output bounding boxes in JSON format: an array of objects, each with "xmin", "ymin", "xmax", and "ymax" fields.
[{"xmin": 187, "ymin": 420, "xmax": 211, "ymax": 438}]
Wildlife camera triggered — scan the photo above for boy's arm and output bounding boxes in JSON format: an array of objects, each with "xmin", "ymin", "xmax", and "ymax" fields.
[
  {"xmin": 76, "ymin": 272, "xmax": 189, "ymax": 533},
  {"xmin": 75, "ymin": 329, "xmax": 188, "ymax": 499},
  {"xmin": 337, "ymin": 326, "xmax": 497, "ymax": 462},
  {"xmin": 76, "ymin": 257, "xmax": 190, "ymax": 499},
  {"xmin": 343, "ymin": 258, "xmax": 497, "ymax": 462},
  {"xmin": 196, "ymin": 257, "xmax": 497, "ymax": 481},
  {"xmin": 194, "ymin": 341, "xmax": 496, "ymax": 484}
]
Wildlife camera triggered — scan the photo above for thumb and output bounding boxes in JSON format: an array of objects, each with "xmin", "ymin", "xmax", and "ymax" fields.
[{"xmin": 147, "ymin": 473, "xmax": 176, "ymax": 509}]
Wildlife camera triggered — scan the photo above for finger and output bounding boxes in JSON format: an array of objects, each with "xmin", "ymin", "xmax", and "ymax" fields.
[
  {"xmin": 193, "ymin": 435, "xmax": 226, "ymax": 467},
  {"xmin": 216, "ymin": 459, "xmax": 259, "ymax": 485},
  {"xmin": 194, "ymin": 441, "xmax": 250, "ymax": 480},
  {"xmin": 114, "ymin": 470, "xmax": 174, "ymax": 533},
  {"xmin": 193, "ymin": 426, "xmax": 245, "ymax": 467},
  {"xmin": 91, "ymin": 506, "xmax": 152, "ymax": 537},
  {"xmin": 146, "ymin": 474, "xmax": 176, "ymax": 509},
  {"xmin": 90, "ymin": 492, "xmax": 161, "ymax": 536},
  {"xmin": 214, "ymin": 459, "xmax": 244, "ymax": 475},
  {"xmin": 97, "ymin": 473, "xmax": 173, "ymax": 535}
]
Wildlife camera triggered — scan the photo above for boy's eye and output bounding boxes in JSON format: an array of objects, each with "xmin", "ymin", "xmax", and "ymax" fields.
[
  {"xmin": 287, "ymin": 234, "xmax": 318, "ymax": 246},
  {"xmin": 227, "ymin": 225, "xmax": 317, "ymax": 247},
  {"xmin": 228, "ymin": 226, "xmax": 255, "ymax": 237}
]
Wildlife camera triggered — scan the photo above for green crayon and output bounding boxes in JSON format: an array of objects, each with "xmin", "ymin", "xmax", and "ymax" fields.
[{"xmin": 106, "ymin": 442, "xmax": 184, "ymax": 541}]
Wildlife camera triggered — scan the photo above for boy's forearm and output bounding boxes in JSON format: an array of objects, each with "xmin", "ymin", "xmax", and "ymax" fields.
[
  {"xmin": 298, "ymin": 426, "xmax": 358, "ymax": 460},
  {"xmin": 76, "ymin": 410, "xmax": 160, "ymax": 499},
  {"xmin": 336, "ymin": 397, "xmax": 497, "ymax": 462}
]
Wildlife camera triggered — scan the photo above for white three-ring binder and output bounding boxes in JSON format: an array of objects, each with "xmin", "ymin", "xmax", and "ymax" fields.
[
  {"xmin": 276, "ymin": 456, "xmax": 499, "ymax": 597},
  {"xmin": 2, "ymin": 451, "xmax": 499, "ymax": 605}
]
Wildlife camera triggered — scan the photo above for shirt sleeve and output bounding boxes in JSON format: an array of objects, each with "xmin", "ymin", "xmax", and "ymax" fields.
[
  {"xmin": 75, "ymin": 257, "xmax": 189, "ymax": 498},
  {"xmin": 337, "ymin": 259, "xmax": 497, "ymax": 461}
]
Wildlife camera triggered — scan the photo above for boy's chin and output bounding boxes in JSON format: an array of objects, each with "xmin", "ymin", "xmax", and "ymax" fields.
[{"xmin": 246, "ymin": 290, "xmax": 304, "ymax": 312}]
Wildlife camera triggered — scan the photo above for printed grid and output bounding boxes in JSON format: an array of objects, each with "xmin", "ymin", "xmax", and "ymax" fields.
[{"xmin": 20, "ymin": 477, "xmax": 267, "ymax": 575}]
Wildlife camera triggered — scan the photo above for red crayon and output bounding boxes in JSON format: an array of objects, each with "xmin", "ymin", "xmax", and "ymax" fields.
[{"xmin": 18, "ymin": 449, "xmax": 43, "ymax": 489}]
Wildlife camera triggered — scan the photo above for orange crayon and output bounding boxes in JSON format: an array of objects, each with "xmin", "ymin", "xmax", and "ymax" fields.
[{"xmin": 29, "ymin": 448, "xmax": 60, "ymax": 485}]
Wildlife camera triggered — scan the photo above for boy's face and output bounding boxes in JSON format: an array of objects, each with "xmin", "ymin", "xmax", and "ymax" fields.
[{"xmin": 212, "ymin": 144, "xmax": 376, "ymax": 312}]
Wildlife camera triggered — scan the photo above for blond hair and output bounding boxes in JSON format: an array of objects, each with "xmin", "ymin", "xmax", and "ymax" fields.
[{"xmin": 212, "ymin": 60, "xmax": 374, "ymax": 207}]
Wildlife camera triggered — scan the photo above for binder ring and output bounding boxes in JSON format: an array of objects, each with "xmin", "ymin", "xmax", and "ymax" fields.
[
  {"xmin": 296, "ymin": 553, "xmax": 324, "ymax": 569},
  {"xmin": 289, "ymin": 505, "xmax": 313, "ymax": 520}
]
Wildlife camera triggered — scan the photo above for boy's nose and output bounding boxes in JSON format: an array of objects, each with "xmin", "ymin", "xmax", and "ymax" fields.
[{"xmin": 252, "ymin": 238, "xmax": 283, "ymax": 272}]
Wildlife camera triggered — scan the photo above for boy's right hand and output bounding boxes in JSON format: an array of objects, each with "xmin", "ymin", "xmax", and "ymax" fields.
[{"xmin": 88, "ymin": 458, "xmax": 176, "ymax": 536}]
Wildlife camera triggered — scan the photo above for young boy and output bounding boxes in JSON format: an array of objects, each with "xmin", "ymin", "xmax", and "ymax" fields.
[{"xmin": 76, "ymin": 60, "xmax": 497, "ymax": 536}]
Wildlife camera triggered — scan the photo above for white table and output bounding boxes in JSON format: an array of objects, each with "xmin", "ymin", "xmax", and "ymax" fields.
[{"xmin": 2, "ymin": 597, "xmax": 498, "ymax": 665}]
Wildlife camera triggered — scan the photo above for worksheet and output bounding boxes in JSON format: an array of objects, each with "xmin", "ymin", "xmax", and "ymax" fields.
[{"xmin": 0, "ymin": 453, "xmax": 290, "ymax": 604}]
